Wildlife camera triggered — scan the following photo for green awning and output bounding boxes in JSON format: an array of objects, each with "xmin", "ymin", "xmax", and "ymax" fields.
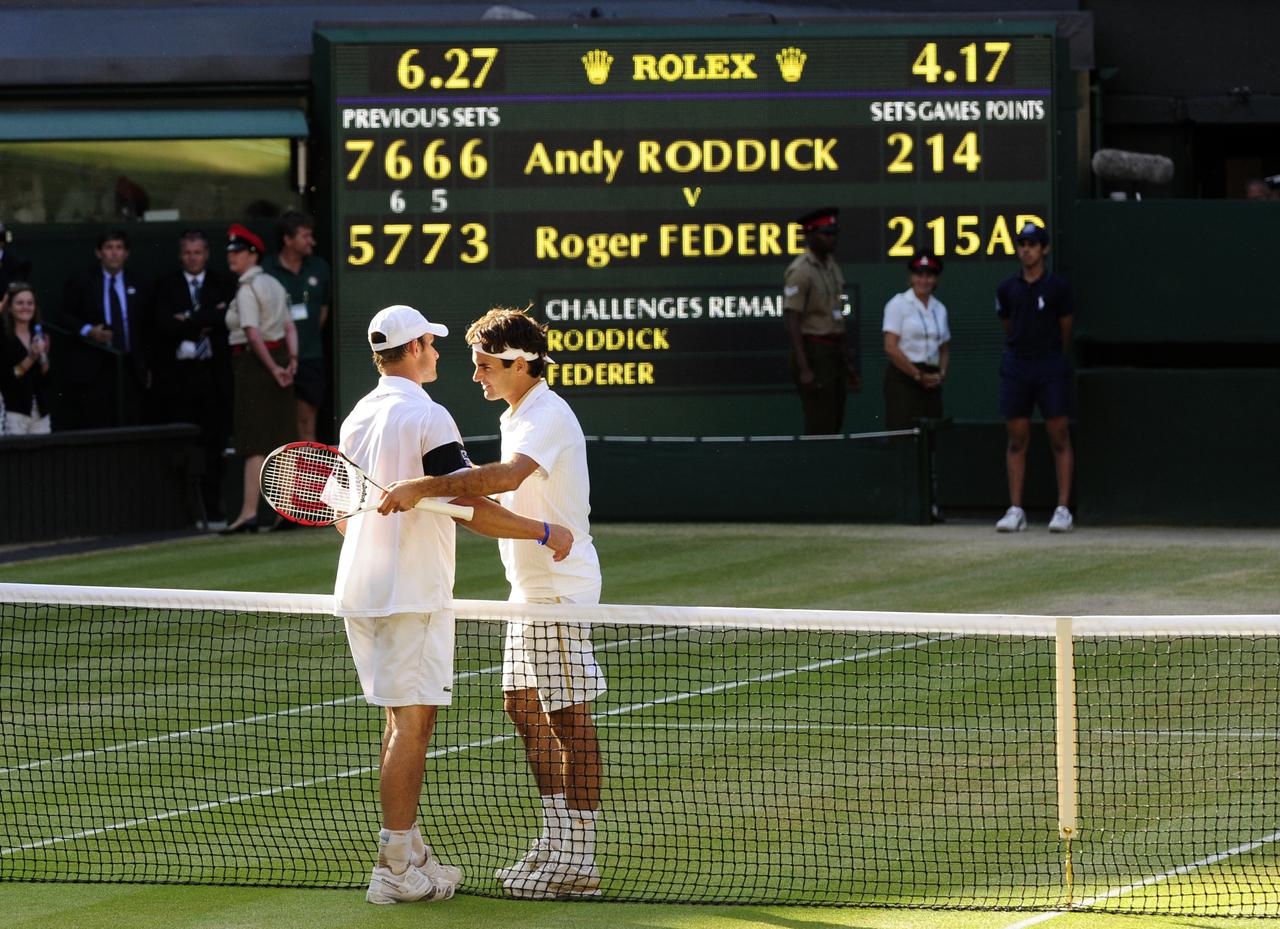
[{"xmin": 0, "ymin": 108, "xmax": 308, "ymax": 142}]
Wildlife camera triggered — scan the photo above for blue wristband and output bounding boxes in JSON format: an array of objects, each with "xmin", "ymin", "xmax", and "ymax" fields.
[{"xmin": 538, "ymin": 521, "xmax": 550, "ymax": 546}]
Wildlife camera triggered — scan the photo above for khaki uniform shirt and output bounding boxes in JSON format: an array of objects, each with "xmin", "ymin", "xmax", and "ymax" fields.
[
  {"xmin": 783, "ymin": 249, "xmax": 846, "ymax": 337},
  {"xmin": 225, "ymin": 266, "xmax": 291, "ymax": 346}
]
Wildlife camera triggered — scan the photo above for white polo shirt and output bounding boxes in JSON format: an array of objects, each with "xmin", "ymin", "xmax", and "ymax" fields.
[
  {"xmin": 882, "ymin": 289, "xmax": 951, "ymax": 365},
  {"xmin": 334, "ymin": 375, "xmax": 466, "ymax": 618},
  {"xmin": 497, "ymin": 380, "xmax": 601, "ymax": 601}
]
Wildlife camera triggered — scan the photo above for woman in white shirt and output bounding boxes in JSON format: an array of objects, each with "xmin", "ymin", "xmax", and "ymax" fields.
[{"xmin": 882, "ymin": 253, "xmax": 950, "ymax": 430}]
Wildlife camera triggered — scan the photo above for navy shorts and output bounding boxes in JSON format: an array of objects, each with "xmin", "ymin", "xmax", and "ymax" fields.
[{"xmin": 998, "ymin": 352, "xmax": 1072, "ymax": 420}]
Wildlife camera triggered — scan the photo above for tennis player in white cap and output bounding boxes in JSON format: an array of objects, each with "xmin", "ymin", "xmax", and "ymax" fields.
[
  {"xmin": 334, "ymin": 304, "xmax": 573, "ymax": 905},
  {"xmin": 379, "ymin": 306, "xmax": 604, "ymax": 899}
]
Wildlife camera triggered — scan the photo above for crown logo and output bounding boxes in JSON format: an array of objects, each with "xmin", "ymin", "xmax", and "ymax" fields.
[
  {"xmin": 776, "ymin": 46, "xmax": 807, "ymax": 83},
  {"xmin": 582, "ymin": 49, "xmax": 614, "ymax": 85}
]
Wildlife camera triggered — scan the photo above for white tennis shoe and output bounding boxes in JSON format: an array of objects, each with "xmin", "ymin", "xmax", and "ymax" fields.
[
  {"xmin": 995, "ymin": 506, "xmax": 1027, "ymax": 532},
  {"xmin": 366, "ymin": 862, "xmax": 455, "ymax": 905},
  {"xmin": 1048, "ymin": 506, "xmax": 1074, "ymax": 533},
  {"xmin": 494, "ymin": 837, "xmax": 554, "ymax": 884},
  {"xmin": 502, "ymin": 852, "xmax": 602, "ymax": 899},
  {"xmin": 419, "ymin": 846, "xmax": 464, "ymax": 887}
]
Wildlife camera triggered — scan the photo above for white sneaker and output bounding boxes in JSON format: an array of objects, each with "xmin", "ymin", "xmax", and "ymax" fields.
[
  {"xmin": 494, "ymin": 837, "xmax": 554, "ymax": 884},
  {"xmin": 995, "ymin": 506, "xmax": 1027, "ymax": 532},
  {"xmin": 366, "ymin": 862, "xmax": 455, "ymax": 904},
  {"xmin": 419, "ymin": 846, "xmax": 464, "ymax": 887},
  {"xmin": 1048, "ymin": 506, "xmax": 1074, "ymax": 533},
  {"xmin": 502, "ymin": 852, "xmax": 602, "ymax": 899}
]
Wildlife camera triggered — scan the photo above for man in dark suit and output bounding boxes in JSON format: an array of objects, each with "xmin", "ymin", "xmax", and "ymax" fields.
[
  {"xmin": 150, "ymin": 229, "xmax": 238, "ymax": 522},
  {"xmin": 56, "ymin": 228, "xmax": 149, "ymax": 429}
]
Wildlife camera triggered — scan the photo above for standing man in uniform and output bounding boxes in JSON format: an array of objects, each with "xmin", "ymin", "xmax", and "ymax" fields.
[
  {"xmin": 379, "ymin": 307, "xmax": 605, "ymax": 900},
  {"xmin": 994, "ymin": 221, "xmax": 1075, "ymax": 533},
  {"xmin": 264, "ymin": 210, "xmax": 330, "ymax": 442},
  {"xmin": 783, "ymin": 207, "xmax": 860, "ymax": 435},
  {"xmin": 334, "ymin": 304, "xmax": 573, "ymax": 905}
]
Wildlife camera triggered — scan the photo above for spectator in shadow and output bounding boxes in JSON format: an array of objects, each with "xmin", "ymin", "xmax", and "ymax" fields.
[
  {"xmin": 221, "ymin": 223, "xmax": 297, "ymax": 534},
  {"xmin": 57, "ymin": 228, "xmax": 149, "ymax": 429},
  {"xmin": 1, "ymin": 282, "xmax": 53, "ymax": 434},
  {"xmin": 150, "ymin": 229, "xmax": 238, "ymax": 524},
  {"xmin": 264, "ymin": 210, "xmax": 331, "ymax": 443},
  {"xmin": 0, "ymin": 221, "xmax": 34, "ymax": 296}
]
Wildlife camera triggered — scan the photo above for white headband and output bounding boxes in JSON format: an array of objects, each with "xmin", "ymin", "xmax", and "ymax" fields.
[{"xmin": 470, "ymin": 343, "xmax": 556, "ymax": 364}]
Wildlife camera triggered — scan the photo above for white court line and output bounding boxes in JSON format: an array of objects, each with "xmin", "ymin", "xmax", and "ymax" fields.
[
  {"xmin": 1, "ymin": 634, "xmax": 943, "ymax": 856},
  {"xmin": 601, "ymin": 721, "xmax": 1280, "ymax": 739},
  {"xmin": 2, "ymin": 627, "xmax": 683, "ymax": 776},
  {"xmin": 998, "ymin": 828, "xmax": 1280, "ymax": 929}
]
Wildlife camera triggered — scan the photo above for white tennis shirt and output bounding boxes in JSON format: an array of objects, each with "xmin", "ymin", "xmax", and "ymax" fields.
[
  {"xmin": 498, "ymin": 380, "xmax": 601, "ymax": 601},
  {"xmin": 334, "ymin": 375, "xmax": 466, "ymax": 618},
  {"xmin": 882, "ymin": 289, "xmax": 951, "ymax": 365}
]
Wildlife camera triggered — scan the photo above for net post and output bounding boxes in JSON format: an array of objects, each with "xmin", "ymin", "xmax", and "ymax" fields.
[{"xmin": 1054, "ymin": 616, "xmax": 1078, "ymax": 905}]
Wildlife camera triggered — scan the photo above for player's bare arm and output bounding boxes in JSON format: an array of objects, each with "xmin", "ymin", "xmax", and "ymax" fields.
[
  {"xmin": 378, "ymin": 454, "xmax": 540, "ymax": 514},
  {"xmin": 454, "ymin": 495, "xmax": 573, "ymax": 561}
]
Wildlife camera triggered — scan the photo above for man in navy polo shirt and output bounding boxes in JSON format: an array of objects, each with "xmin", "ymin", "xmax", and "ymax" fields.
[{"xmin": 994, "ymin": 222, "xmax": 1074, "ymax": 533}]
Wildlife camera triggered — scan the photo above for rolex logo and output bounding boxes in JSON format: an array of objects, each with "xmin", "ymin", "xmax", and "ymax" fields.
[
  {"xmin": 776, "ymin": 46, "xmax": 807, "ymax": 83},
  {"xmin": 582, "ymin": 49, "xmax": 615, "ymax": 85}
]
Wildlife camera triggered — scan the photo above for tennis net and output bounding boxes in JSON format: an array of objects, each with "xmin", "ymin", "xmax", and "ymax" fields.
[{"xmin": 2, "ymin": 582, "xmax": 1278, "ymax": 915}]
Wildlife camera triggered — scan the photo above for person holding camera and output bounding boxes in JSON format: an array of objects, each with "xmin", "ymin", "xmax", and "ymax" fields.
[{"xmin": 1, "ymin": 282, "xmax": 53, "ymax": 434}]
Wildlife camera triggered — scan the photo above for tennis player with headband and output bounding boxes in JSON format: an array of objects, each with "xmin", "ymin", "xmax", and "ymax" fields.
[
  {"xmin": 335, "ymin": 304, "xmax": 573, "ymax": 905},
  {"xmin": 379, "ymin": 306, "xmax": 605, "ymax": 899}
]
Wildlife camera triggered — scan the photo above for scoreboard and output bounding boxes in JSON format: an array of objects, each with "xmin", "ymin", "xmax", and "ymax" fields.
[{"xmin": 314, "ymin": 22, "xmax": 1058, "ymax": 436}]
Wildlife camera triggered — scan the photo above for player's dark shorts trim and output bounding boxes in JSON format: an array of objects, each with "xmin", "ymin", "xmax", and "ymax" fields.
[
  {"xmin": 998, "ymin": 351, "xmax": 1071, "ymax": 420},
  {"xmin": 293, "ymin": 358, "xmax": 326, "ymax": 408}
]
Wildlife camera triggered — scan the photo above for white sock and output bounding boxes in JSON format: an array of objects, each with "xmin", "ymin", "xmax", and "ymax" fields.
[
  {"xmin": 566, "ymin": 807, "xmax": 597, "ymax": 869},
  {"xmin": 542, "ymin": 793, "xmax": 568, "ymax": 848},
  {"xmin": 378, "ymin": 827, "xmax": 415, "ymax": 874},
  {"xmin": 409, "ymin": 821, "xmax": 427, "ymax": 867}
]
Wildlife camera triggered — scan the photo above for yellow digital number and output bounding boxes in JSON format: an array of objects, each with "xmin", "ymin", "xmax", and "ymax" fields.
[
  {"xmin": 382, "ymin": 224, "xmax": 413, "ymax": 265},
  {"xmin": 459, "ymin": 223, "xmax": 488, "ymax": 264},
  {"xmin": 348, "ymin": 225, "xmax": 375, "ymax": 266},
  {"xmin": 423, "ymin": 139, "xmax": 451, "ymax": 180},
  {"xmin": 397, "ymin": 49, "xmax": 425, "ymax": 90},
  {"xmin": 887, "ymin": 217, "xmax": 914, "ymax": 256},
  {"xmin": 954, "ymin": 215, "xmax": 981, "ymax": 256},
  {"xmin": 886, "ymin": 132, "xmax": 914, "ymax": 173},
  {"xmin": 471, "ymin": 48, "xmax": 498, "ymax": 88},
  {"xmin": 953, "ymin": 132, "xmax": 982, "ymax": 172},
  {"xmin": 344, "ymin": 140, "xmax": 374, "ymax": 182},
  {"xmin": 420, "ymin": 224, "xmax": 451, "ymax": 264},
  {"xmin": 911, "ymin": 42, "xmax": 941, "ymax": 83},
  {"xmin": 384, "ymin": 140, "xmax": 412, "ymax": 181},
  {"xmin": 983, "ymin": 41, "xmax": 1011, "ymax": 81},
  {"xmin": 459, "ymin": 139, "xmax": 488, "ymax": 179}
]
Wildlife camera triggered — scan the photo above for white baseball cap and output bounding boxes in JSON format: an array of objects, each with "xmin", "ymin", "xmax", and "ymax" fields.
[{"xmin": 367, "ymin": 304, "xmax": 448, "ymax": 350}]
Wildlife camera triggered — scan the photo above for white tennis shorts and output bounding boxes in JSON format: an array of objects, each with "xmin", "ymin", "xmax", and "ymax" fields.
[
  {"xmin": 344, "ymin": 610, "xmax": 455, "ymax": 707},
  {"xmin": 502, "ymin": 591, "xmax": 606, "ymax": 713}
]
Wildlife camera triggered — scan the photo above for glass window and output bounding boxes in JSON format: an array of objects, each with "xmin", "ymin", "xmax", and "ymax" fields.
[{"xmin": 0, "ymin": 138, "xmax": 293, "ymax": 223}]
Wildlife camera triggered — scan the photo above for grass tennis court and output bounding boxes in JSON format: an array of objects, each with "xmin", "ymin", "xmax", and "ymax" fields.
[{"xmin": 3, "ymin": 522, "xmax": 1280, "ymax": 928}]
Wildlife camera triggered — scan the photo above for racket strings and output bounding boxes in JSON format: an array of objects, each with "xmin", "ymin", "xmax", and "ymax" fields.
[{"xmin": 262, "ymin": 446, "xmax": 363, "ymax": 525}]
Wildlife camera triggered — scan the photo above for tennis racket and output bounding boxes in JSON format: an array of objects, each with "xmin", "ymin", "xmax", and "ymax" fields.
[{"xmin": 260, "ymin": 441, "xmax": 474, "ymax": 526}]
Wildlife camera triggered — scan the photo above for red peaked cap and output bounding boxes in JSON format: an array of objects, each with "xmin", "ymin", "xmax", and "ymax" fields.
[
  {"xmin": 908, "ymin": 253, "xmax": 944, "ymax": 274},
  {"xmin": 226, "ymin": 223, "xmax": 265, "ymax": 254},
  {"xmin": 798, "ymin": 207, "xmax": 838, "ymax": 231}
]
